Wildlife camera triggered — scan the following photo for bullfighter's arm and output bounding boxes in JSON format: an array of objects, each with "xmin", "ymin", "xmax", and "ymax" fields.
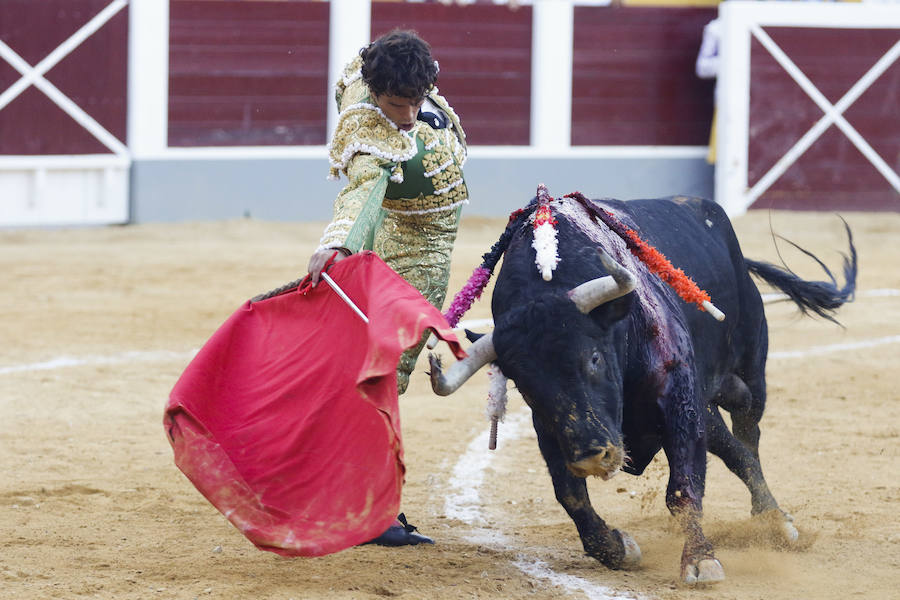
[{"xmin": 316, "ymin": 153, "xmax": 391, "ymax": 253}]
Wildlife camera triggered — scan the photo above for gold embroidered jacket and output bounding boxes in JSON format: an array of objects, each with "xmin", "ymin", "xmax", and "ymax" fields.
[{"xmin": 317, "ymin": 57, "xmax": 469, "ymax": 253}]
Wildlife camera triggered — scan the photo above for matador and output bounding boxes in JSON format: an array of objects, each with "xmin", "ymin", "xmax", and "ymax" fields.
[{"xmin": 316, "ymin": 56, "xmax": 469, "ymax": 393}]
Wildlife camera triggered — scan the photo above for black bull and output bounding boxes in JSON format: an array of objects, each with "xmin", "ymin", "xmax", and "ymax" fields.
[{"xmin": 430, "ymin": 193, "xmax": 856, "ymax": 584}]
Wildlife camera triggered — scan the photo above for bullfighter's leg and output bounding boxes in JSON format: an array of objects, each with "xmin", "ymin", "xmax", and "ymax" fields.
[
  {"xmin": 711, "ymin": 374, "xmax": 799, "ymax": 543},
  {"xmin": 374, "ymin": 209, "xmax": 458, "ymax": 394},
  {"xmin": 662, "ymin": 431, "xmax": 725, "ymax": 584},
  {"xmin": 532, "ymin": 414, "xmax": 641, "ymax": 570}
]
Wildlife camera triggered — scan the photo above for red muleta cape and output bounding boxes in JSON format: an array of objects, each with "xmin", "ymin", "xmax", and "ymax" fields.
[{"xmin": 163, "ymin": 252, "xmax": 465, "ymax": 557}]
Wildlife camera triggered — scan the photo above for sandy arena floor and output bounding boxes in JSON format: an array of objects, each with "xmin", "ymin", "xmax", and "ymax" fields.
[{"xmin": 1, "ymin": 208, "xmax": 898, "ymax": 600}]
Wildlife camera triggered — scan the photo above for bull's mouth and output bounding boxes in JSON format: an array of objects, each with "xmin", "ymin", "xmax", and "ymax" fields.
[{"xmin": 567, "ymin": 445, "xmax": 625, "ymax": 480}]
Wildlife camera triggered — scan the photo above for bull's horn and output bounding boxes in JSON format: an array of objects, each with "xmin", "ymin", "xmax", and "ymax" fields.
[
  {"xmin": 429, "ymin": 332, "xmax": 496, "ymax": 395},
  {"xmin": 568, "ymin": 249, "xmax": 637, "ymax": 314}
]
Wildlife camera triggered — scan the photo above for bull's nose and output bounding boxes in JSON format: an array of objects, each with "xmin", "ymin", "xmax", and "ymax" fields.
[{"xmin": 567, "ymin": 444, "xmax": 625, "ymax": 479}]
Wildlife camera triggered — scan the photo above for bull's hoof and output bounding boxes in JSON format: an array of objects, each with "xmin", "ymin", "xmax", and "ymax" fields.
[
  {"xmin": 682, "ymin": 557, "xmax": 725, "ymax": 585},
  {"xmin": 756, "ymin": 508, "xmax": 800, "ymax": 546},
  {"xmin": 586, "ymin": 529, "xmax": 641, "ymax": 569},
  {"xmin": 614, "ymin": 529, "xmax": 642, "ymax": 569},
  {"xmin": 777, "ymin": 511, "xmax": 799, "ymax": 545}
]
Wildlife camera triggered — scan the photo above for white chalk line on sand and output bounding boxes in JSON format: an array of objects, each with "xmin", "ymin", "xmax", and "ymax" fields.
[
  {"xmin": 4, "ymin": 327, "xmax": 898, "ymax": 378},
  {"xmin": 0, "ymin": 315, "xmax": 490, "ymax": 376},
  {"xmin": 2, "ymin": 284, "xmax": 897, "ymax": 377},
  {"xmin": 0, "ymin": 349, "xmax": 197, "ymax": 376},
  {"xmin": 3, "ymin": 288, "xmax": 896, "ymax": 376},
  {"xmin": 769, "ymin": 335, "xmax": 900, "ymax": 360},
  {"xmin": 512, "ymin": 557, "xmax": 640, "ymax": 600},
  {"xmin": 445, "ymin": 410, "xmax": 643, "ymax": 600},
  {"xmin": 762, "ymin": 288, "xmax": 900, "ymax": 303}
]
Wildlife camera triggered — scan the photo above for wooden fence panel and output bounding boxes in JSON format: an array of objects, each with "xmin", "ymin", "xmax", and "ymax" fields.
[
  {"xmin": 572, "ymin": 5, "xmax": 716, "ymax": 146},
  {"xmin": 748, "ymin": 27, "xmax": 900, "ymax": 210},
  {"xmin": 371, "ymin": 2, "xmax": 533, "ymax": 146},
  {"xmin": 168, "ymin": 0, "xmax": 330, "ymax": 147},
  {"xmin": 0, "ymin": 0, "xmax": 127, "ymax": 155}
]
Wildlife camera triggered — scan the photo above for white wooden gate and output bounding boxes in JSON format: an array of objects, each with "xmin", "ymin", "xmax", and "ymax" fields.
[
  {"xmin": 716, "ymin": 1, "xmax": 900, "ymax": 216},
  {"xmin": 0, "ymin": 0, "xmax": 130, "ymax": 226}
]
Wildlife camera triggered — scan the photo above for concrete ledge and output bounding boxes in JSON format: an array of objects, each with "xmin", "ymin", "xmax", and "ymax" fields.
[{"xmin": 130, "ymin": 155, "xmax": 714, "ymax": 223}]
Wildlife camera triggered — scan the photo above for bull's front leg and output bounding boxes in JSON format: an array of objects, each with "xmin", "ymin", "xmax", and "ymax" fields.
[
  {"xmin": 661, "ymin": 392, "xmax": 726, "ymax": 584},
  {"xmin": 533, "ymin": 415, "xmax": 641, "ymax": 569}
]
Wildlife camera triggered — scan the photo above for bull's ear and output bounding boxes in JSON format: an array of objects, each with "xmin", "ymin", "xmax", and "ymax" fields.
[
  {"xmin": 464, "ymin": 329, "xmax": 484, "ymax": 343},
  {"xmin": 589, "ymin": 291, "xmax": 634, "ymax": 323}
]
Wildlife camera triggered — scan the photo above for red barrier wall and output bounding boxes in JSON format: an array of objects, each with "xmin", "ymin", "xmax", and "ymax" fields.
[
  {"xmin": 572, "ymin": 5, "xmax": 716, "ymax": 146},
  {"xmin": 371, "ymin": 2, "xmax": 533, "ymax": 146},
  {"xmin": 168, "ymin": 0, "xmax": 330, "ymax": 147}
]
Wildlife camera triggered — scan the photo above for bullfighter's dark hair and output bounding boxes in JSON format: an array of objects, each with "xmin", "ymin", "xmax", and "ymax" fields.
[{"xmin": 361, "ymin": 29, "xmax": 438, "ymax": 101}]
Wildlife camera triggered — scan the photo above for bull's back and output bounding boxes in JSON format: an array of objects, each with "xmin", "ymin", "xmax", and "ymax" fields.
[
  {"xmin": 617, "ymin": 197, "xmax": 757, "ymax": 308},
  {"xmin": 613, "ymin": 196, "xmax": 741, "ymax": 276},
  {"xmin": 608, "ymin": 196, "xmax": 766, "ymax": 388}
]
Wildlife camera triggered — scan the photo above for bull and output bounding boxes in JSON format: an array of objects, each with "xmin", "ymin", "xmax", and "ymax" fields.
[{"xmin": 429, "ymin": 187, "xmax": 856, "ymax": 584}]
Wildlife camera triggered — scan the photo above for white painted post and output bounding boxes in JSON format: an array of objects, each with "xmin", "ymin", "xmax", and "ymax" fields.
[
  {"xmin": 128, "ymin": 0, "xmax": 169, "ymax": 158},
  {"xmin": 530, "ymin": 0, "xmax": 574, "ymax": 149},
  {"xmin": 327, "ymin": 0, "xmax": 372, "ymax": 138},
  {"xmin": 32, "ymin": 168, "xmax": 46, "ymax": 211},
  {"xmin": 715, "ymin": 1, "xmax": 752, "ymax": 217}
]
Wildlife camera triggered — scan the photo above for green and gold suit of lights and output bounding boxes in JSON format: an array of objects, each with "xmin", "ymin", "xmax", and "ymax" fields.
[{"xmin": 318, "ymin": 57, "xmax": 469, "ymax": 393}]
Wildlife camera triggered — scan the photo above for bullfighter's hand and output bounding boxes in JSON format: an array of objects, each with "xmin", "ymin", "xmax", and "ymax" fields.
[{"xmin": 307, "ymin": 247, "xmax": 350, "ymax": 287}]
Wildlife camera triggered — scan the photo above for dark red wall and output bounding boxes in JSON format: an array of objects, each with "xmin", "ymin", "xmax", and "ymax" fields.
[
  {"xmin": 168, "ymin": 0, "xmax": 330, "ymax": 147},
  {"xmin": 749, "ymin": 27, "xmax": 900, "ymax": 211},
  {"xmin": 572, "ymin": 6, "xmax": 715, "ymax": 146},
  {"xmin": 0, "ymin": 1, "xmax": 722, "ymax": 153},
  {"xmin": 371, "ymin": 1, "xmax": 533, "ymax": 146},
  {"xmin": 164, "ymin": 2, "xmax": 717, "ymax": 149},
  {"xmin": 0, "ymin": 0, "xmax": 128, "ymax": 155}
]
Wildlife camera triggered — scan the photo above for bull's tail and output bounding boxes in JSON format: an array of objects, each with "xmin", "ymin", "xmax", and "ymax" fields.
[{"xmin": 745, "ymin": 220, "xmax": 857, "ymax": 325}]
